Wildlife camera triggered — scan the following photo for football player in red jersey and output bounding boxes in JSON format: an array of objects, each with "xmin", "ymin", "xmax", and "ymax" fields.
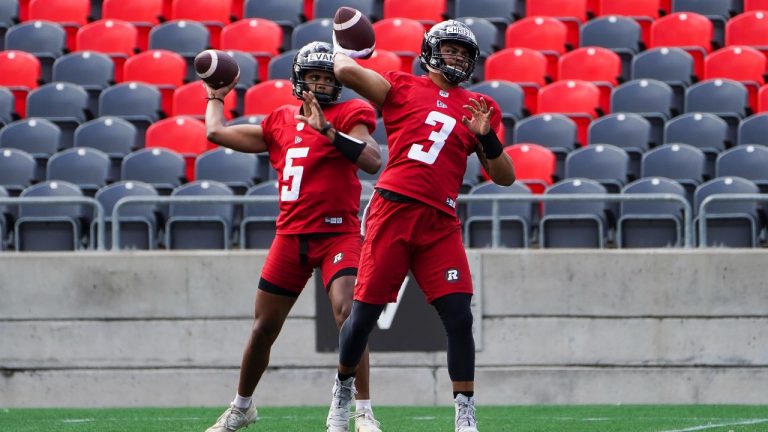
[
  {"xmin": 202, "ymin": 42, "xmax": 383, "ymax": 432},
  {"xmin": 325, "ymin": 21, "xmax": 515, "ymax": 432}
]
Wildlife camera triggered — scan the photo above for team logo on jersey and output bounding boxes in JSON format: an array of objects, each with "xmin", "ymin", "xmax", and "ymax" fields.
[
  {"xmin": 439, "ymin": 90, "xmax": 449, "ymax": 97},
  {"xmin": 436, "ymin": 100, "xmax": 448, "ymax": 109},
  {"xmin": 297, "ymin": 122, "xmax": 305, "ymax": 131},
  {"xmin": 333, "ymin": 252, "xmax": 344, "ymax": 264},
  {"xmin": 295, "ymin": 136, "xmax": 303, "ymax": 144},
  {"xmin": 445, "ymin": 197, "xmax": 456, "ymax": 208},
  {"xmin": 445, "ymin": 268, "xmax": 460, "ymax": 282}
]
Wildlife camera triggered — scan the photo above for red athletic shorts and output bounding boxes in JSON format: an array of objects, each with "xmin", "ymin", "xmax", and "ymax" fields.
[
  {"xmin": 354, "ymin": 193, "xmax": 473, "ymax": 304},
  {"xmin": 260, "ymin": 232, "xmax": 362, "ymax": 295}
]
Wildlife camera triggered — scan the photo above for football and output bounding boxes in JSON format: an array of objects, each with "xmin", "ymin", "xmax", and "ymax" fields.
[
  {"xmin": 333, "ymin": 6, "xmax": 376, "ymax": 59},
  {"xmin": 193, "ymin": 49, "xmax": 240, "ymax": 89}
]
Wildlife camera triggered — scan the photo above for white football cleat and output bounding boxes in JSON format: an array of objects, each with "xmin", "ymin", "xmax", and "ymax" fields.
[
  {"xmin": 354, "ymin": 407, "xmax": 382, "ymax": 432},
  {"xmin": 455, "ymin": 394, "xmax": 478, "ymax": 432},
  {"xmin": 205, "ymin": 402, "xmax": 258, "ymax": 432},
  {"xmin": 326, "ymin": 376, "xmax": 356, "ymax": 432}
]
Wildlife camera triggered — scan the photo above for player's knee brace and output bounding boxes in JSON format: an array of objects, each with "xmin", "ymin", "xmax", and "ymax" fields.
[
  {"xmin": 433, "ymin": 293, "xmax": 475, "ymax": 382},
  {"xmin": 339, "ymin": 301, "xmax": 384, "ymax": 368}
]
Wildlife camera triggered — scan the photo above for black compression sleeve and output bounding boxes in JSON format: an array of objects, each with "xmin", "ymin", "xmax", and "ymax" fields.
[
  {"xmin": 332, "ymin": 131, "xmax": 366, "ymax": 163},
  {"xmin": 477, "ymin": 130, "xmax": 504, "ymax": 159}
]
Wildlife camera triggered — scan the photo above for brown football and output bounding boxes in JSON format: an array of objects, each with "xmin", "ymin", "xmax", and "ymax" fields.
[
  {"xmin": 194, "ymin": 50, "xmax": 240, "ymax": 89},
  {"xmin": 333, "ymin": 6, "xmax": 376, "ymax": 58}
]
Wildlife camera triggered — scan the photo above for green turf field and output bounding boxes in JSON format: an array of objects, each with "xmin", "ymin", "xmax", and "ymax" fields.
[{"xmin": 2, "ymin": 405, "xmax": 767, "ymax": 432}]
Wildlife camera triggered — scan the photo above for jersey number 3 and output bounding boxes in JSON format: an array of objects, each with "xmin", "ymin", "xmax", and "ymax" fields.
[
  {"xmin": 407, "ymin": 110, "xmax": 456, "ymax": 165},
  {"xmin": 281, "ymin": 147, "xmax": 309, "ymax": 201}
]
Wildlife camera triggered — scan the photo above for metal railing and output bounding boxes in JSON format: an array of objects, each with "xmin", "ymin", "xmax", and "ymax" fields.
[{"xmin": 697, "ymin": 193, "xmax": 768, "ymax": 247}]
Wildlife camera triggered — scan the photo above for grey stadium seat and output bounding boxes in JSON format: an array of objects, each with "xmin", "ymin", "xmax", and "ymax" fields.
[
  {"xmin": 94, "ymin": 180, "xmax": 159, "ymax": 250},
  {"xmin": 240, "ymin": 180, "xmax": 279, "ymax": 249},
  {"xmin": 540, "ymin": 178, "xmax": 608, "ymax": 248},
  {"xmin": 74, "ymin": 116, "xmax": 137, "ymax": 182},
  {"xmin": 618, "ymin": 177, "xmax": 688, "ymax": 248},
  {"xmin": 465, "ymin": 181, "xmax": 533, "ymax": 248},
  {"xmin": 166, "ymin": 180, "xmax": 234, "ymax": 250},
  {"xmin": 0, "ymin": 117, "xmax": 61, "ymax": 181},
  {"xmin": 15, "ymin": 180, "xmax": 86, "ymax": 251},
  {"xmin": 26, "ymin": 82, "xmax": 91, "ymax": 149},
  {"xmin": 46, "ymin": 147, "xmax": 111, "ymax": 197},
  {"xmin": 694, "ymin": 176, "xmax": 761, "ymax": 247},
  {"xmin": 588, "ymin": 112, "xmax": 651, "ymax": 179},
  {"xmin": 641, "ymin": 143, "xmax": 706, "ymax": 204}
]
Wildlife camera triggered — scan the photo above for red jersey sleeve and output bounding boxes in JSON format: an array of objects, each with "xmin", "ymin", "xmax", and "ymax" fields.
[{"xmin": 331, "ymin": 98, "xmax": 377, "ymax": 134}]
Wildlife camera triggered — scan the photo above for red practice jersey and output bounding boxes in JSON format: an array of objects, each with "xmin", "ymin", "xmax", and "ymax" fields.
[
  {"xmin": 261, "ymin": 98, "xmax": 377, "ymax": 234},
  {"xmin": 376, "ymin": 71, "xmax": 502, "ymax": 215}
]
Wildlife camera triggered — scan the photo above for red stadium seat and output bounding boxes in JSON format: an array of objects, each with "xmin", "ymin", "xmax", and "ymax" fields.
[
  {"xmin": 725, "ymin": 10, "xmax": 768, "ymax": 53},
  {"xmin": 505, "ymin": 16, "xmax": 568, "ymax": 80},
  {"xmin": 172, "ymin": 81, "xmax": 237, "ymax": 121},
  {"xmin": 244, "ymin": 79, "xmax": 301, "ymax": 115},
  {"xmin": 356, "ymin": 49, "xmax": 402, "ymax": 75},
  {"xmin": 538, "ymin": 80, "xmax": 601, "ymax": 144},
  {"xmin": 123, "ymin": 50, "xmax": 186, "ymax": 115},
  {"xmin": 744, "ymin": 0, "xmax": 768, "ymax": 11},
  {"xmin": 102, "ymin": 0, "xmax": 163, "ymax": 51},
  {"xmin": 759, "ymin": 84, "xmax": 768, "ymax": 112},
  {"xmin": 170, "ymin": 0, "xmax": 233, "ymax": 48},
  {"xmin": 76, "ymin": 19, "xmax": 138, "ymax": 83},
  {"xmin": 649, "ymin": 12, "xmax": 713, "ymax": 78},
  {"xmin": 220, "ymin": 18, "xmax": 283, "ymax": 82},
  {"xmin": 526, "ymin": 0, "xmax": 588, "ymax": 49},
  {"xmin": 383, "ymin": 0, "xmax": 447, "ymax": 28},
  {"xmin": 145, "ymin": 116, "xmax": 210, "ymax": 180},
  {"xmin": 502, "ymin": 143, "xmax": 556, "ymax": 194},
  {"xmin": 28, "ymin": 0, "xmax": 90, "ymax": 50},
  {"xmin": 597, "ymin": 0, "xmax": 660, "ymax": 45},
  {"xmin": 373, "ymin": 18, "xmax": 425, "ymax": 72},
  {"xmin": 704, "ymin": 46, "xmax": 766, "ymax": 110},
  {"xmin": 484, "ymin": 48, "xmax": 548, "ymax": 113},
  {"xmin": 0, "ymin": 50, "xmax": 40, "ymax": 118},
  {"xmin": 558, "ymin": 47, "xmax": 622, "ymax": 114}
]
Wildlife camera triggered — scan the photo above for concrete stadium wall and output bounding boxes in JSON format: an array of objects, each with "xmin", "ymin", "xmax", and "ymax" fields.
[{"xmin": 1, "ymin": 250, "xmax": 767, "ymax": 407}]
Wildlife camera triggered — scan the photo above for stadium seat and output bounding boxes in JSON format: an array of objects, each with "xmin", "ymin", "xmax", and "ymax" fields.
[
  {"xmin": 170, "ymin": 0, "xmax": 232, "ymax": 48},
  {"xmin": 355, "ymin": 49, "xmax": 402, "ymax": 76},
  {"xmin": 74, "ymin": 116, "xmax": 137, "ymax": 181},
  {"xmin": 166, "ymin": 180, "xmax": 234, "ymax": 249},
  {"xmin": 0, "ymin": 88, "xmax": 13, "ymax": 127},
  {"xmin": 4, "ymin": 20, "xmax": 66, "ymax": 83},
  {"xmin": 694, "ymin": 176, "xmax": 761, "ymax": 247},
  {"xmin": 467, "ymin": 81, "xmax": 525, "ymax": 143},
  {"xmin": 665, "ymin": 112, "xmax": 728, "ymax": 177},
  {"xmin": 0, "ymin": 147, "xmax": 37, "ymax": 195},
  {"xmin": 558, "ymin": 47, "xmax": 622, "ymax": 114},
  {"xmin": 503, "ymin": 143, "xmax": 557, "ymax": 194},
  {"xmin": 725, "ymin": 10, "xmax": 768, "ymax": 55},
  {"xmin": 716, "ymin": 145, "xmax": 768, "ymax": 192},
  {"xmin": 315, "ymin": 0, "xmax": 375, "ymax": 19},
  {"xmin": 52, "ymin": 51, "xmax": 114, "ymax": 115},
  {"xmin": 454, "ymin": 0, "xmax": 518, "ymax": 32},
  {"xmin": 225, "ymin": 50, "xmax": 259, "ymax": 114},
  {"xmin": 46, "ymin": 147, "xmax": 110, "ymax": 196},
  {"xmin": 373, "ymin": 18, "xmax": 425, "ymax": 72},
  {"xmin": 631, "ymin": 47, "xmax": 695, "ymax": 113},
  {"xmin": 383, "ymin": 0, "xmax": 446, "ymax": 27},
  {"xmin": 220, "ymin": 18, "xmax": 283, "ymax": 83},
  {"xmin": 291, "ymin": 18, "xmax": 334, "ymax": 50},
  {"xmin": 484, "ymin": 48, "xmax": 548, "ymax": 113},
  {"xmin": 744, "ymin": 0, "xmax": 768, "ymax": 11},
  {"xmin": 672, "ymin": 0, "xmax": 739, "ymax": 48},
  {"xmin": 98, "ymin": 82, "xmax": 162, "ymax": 149},
  {"xmin": 649, "ymin": 12, "xmax": 713, "ymax": 78},
  {"xmin": 244, "ymin": 79, "xmax": 301, "ymax": 116},
  {"xmin": 465, "ymin": 181, "xmax": 533, "ymax": 248},
  {"xmin": 596, "ymin": 0, "xmax": 660, "ymax": 45},
  {"xmin": 122, "ymin": 49, "xmax": 186, "ymax": 116},
  {"xmin": 588, "ymin": 112, "xmax": 651, "ymax": 179},
  {"xmin": 641, "ymin": 143, "xmax": 706, "ymax": 202},
  {"xmin": 240, "ymin": 180, "xmax": 279, "ymax": 249},
  {"xmin": 26, "ymin": 82, "xmax": 90, "ymax": 149},
  {"xmin": 504, "ymin": 16, "xmax": 568, "ymax": 80},
  {"xmin": 540, "ymin": 178, "xmax": 608, "ymax": 248},
  {"xmin": 537, "ymin": 80, "xmax": 601, "ymax": 146},
  {"xmin": 145, "ymin": 116, "xmax": 210, "ymax": 181},
  {"xmin": 244, "ymin": 0, "xmax": 304, "ymax": 31},
  {"xmin": 0, "ymin": 0, "xmax": 18, "ymax": 50},
  {"xmin": 149, "ymin": 20, "xmax": 210, "ymax": 82},
  {"xmin": 580, "ymin": 16, "xmax": 643, "ymax": 82},
  {"xmin": 526, "ymin": 0, "xmax": 588, "ymax": 49},
  {"xmin": 704, "ymin": 46, "xmax": 765, "ymax": 111},
  {"xmin": 0, "ymin": 118, "xmax": 61, "ymax": 181},
  {"xmin": 267, "ymin": 49, "xmax": 299, "ymax": 81},
  {"xmin": 75, "ymin": 19, "xmax": 138, "ymax": 83},
  {"xmin": 684, "ymin": 78, "xmax": 748, "ymax": 146},
  {"xmin": 456, "ymin": 17, "xmax": 500, "ymax": 59},
  {"xmin": 611, "ymin": 78, "xmax": 675, "ymax": 147},
  {"xmin": 121, "ymin": 147, "xmax": 187, "ymax": 195},
  {"xmin": 738, "ymin": 113, "xmax": 768, "ymax": 146},
  {"xmin": 101, "ymin": 0, "xmax": 162, "ymax": 51},
  {"xmin": 618, "ymin": 176, "xmax": 687, "ymax": 248},
  {"xmin": 28, "ymin": 0, "xmax": 90, "ymax": 51},
  {"xmin": 94, "ymin": 180, "xmax": 159, "ymax": 249},
  {"xmin": 15, "ymin": 180, "xmax": 85, "ymax": 251},
  {"xmin": 195, "ymin": 148, "xmax": 261, "ymax": 195},
  {"xmin": 565, "ymin": 143, "xmax": 630, "ymax": 193},
  {"xmin": 172, "ymin": 81, "xmax": 237, "ymax": 121},
  {"xmin": 0, "ymin": 50, "xmax": 40, "ymax": 118},
  {"xmin": 513, "ymin": 113, "xmax": 577, "ymax": 180}
]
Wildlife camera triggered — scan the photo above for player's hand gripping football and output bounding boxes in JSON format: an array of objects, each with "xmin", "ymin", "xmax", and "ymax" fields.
[
  {"xmin": 462, "ymin": 97, "xmax": 493, "ymax": 136},
  {"xmin": 203, "ymin": 71, "xmax": 240, "ymax": 100},
  {"xmin": 294, "ymin": 91, "xmax": 329, "ymax": 132}
]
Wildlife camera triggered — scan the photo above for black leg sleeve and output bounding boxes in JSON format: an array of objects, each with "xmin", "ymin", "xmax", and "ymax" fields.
[
  {"xmin": 432, "ymin": 293, "xmax": 476, "ymax": 382},
  {"xmin": 339, "ymin": 300, "xmax": 385, "ymax": 368}
]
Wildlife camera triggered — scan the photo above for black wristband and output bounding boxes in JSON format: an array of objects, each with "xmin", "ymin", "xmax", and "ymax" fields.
[
  {"xmin": 206, "ymin": 97, "xmax": 225, "ymax": 103},
  {"xmin": 477, "ymin": 130, "xmax": 504, "ymax": 159},
  {"xmin": 319, "ymin": 122, "xmax": 333, "ymax": 136},
  {"xmin": 332, "ymin": 131, "xmax": 366, "ymax": 163}
]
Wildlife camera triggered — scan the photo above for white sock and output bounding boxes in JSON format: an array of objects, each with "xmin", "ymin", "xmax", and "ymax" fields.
[
  {"xmin": 233, "ymin": 394, "xmax": 252, "ymax": 410},
  {"xmin": 356, "ymin": 399, "xmax": 372, "ymax": 412}
]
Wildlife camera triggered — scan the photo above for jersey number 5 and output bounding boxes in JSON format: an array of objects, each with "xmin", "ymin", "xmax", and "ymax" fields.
[
  {"xmin": 281, "ymin": 147, "xmax": 309, "ymax": 201},
  {"xmin": 407, "ymin": 110, "xmax": 456, "ymax": 165}
]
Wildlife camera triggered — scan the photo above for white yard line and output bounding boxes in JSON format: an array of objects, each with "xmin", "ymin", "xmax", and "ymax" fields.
[{"xmin": 658, "ymin": 418, "xmax": 768, "ymax": 432}]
